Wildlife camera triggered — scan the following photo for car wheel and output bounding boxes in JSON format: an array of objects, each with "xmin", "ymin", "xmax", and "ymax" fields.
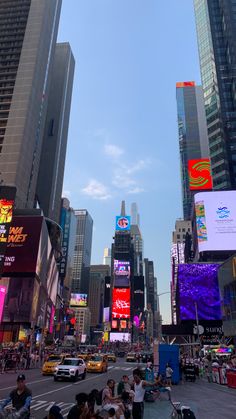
[
  {"xmin": 73, "ymin": 372, "xmax": 78, "ymax": 382},
  {"xmin": 54, "ymin": 376, "xmax": 58, "ymax": 382},
  {"xmin": 82, "ymin": 370, "xmax": 86, "ymax": 380}
]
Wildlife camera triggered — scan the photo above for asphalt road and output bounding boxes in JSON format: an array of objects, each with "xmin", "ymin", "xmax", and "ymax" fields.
[{"xmin": 0, "ymin": 359, "xmax": 139, "ymax": 418}]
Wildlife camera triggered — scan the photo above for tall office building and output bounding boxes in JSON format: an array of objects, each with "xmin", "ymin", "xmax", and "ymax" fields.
[
  {"xmin": 71, "ymin": 210, "xmax": 93, "ymax": 294},
  {"xmin": 176, "ymin": 82, "xmax": 209, "ymax": 219},
  {"xmin": 0, "ymin": 0, "xmax": 62, "ymax": 208},
  {"xmin": 103, "ymin": 248, "xmax": 111, "ymax": 268},
  {"xmin": 36, "ymin": 43, "xmax": 75, "ymax": 223},
  {"xmin": 130, "ymin": 203, "xmax": 143, "ymax": 275},
  {"xmin": 131, "ymin": 202, "xmax": 140, "ymax": 227},
  {"xmin": 194, "ymin": 0, "xmax": 236, "ymax": 190},
  {"xmin": 88, "ymin": 265, "xmax": 110, "ymax": 327},
  {"xmin": 144, "ymin": 259, "xmax": 156, "ymax": 313}
]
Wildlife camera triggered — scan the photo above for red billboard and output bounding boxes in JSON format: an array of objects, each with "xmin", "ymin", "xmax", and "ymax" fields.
[
  {"xmin": 112, "ymin": 288, "xmax": 130, "ymax": 319},
  {"xmin": 3, "ymin": 216, "xmax": 43, "ymax": 275},
  {"xmin": 188, "ymin": 159, "xmax": 213, "ymax": 190}
]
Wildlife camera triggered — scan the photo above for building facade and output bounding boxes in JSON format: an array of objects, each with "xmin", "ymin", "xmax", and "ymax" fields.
[
  {"xmin": 71, "ymin": 210, "xmax": 93, "ymax": 294},
  {"xmin": 194, "ymin": 0, "xmax": 236, "ymax": 190},
  {"xmin": 73, "ymin": 307, "xmax": 91, "ymax": 341},
  {"xmin": 103, "ymin": 248, "xmax": 111, "ymax": 268},
  {"xmin": 88, "ymin": 265, "xmax": 110, "ymax": 327},
  {"xmin": 0, "ymin": 0, "xmax": 62, "ymax": 208},
  {"xmin": 176, "ymin": 82, "xmax": 209, "ymax": 219},
  {"xmin": 36, "ymin": 43, "xmax": 75, "ymax": 223}
]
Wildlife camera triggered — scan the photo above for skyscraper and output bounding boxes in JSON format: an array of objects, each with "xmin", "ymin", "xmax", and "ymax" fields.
[
  {"xmin": 0, "ymin": 0, "xmax": 62, "ymax": 208},
  {"xmin": 71, "ymin": 210, "xmax": 93, "ymax": 294},
  {"xmin": 103, "ymin": 248, "xmax": 111, "ymax": 268},
  {"xmin": 89, "ymin": 265, "xmax": 110, "ymax": 327},
  {"xmin": 36, "ymin": 43, "xmax": 75, "ymax": 223},
  {"xmin": 176, "ymin": 82, "xmax": 209, "ymax": 219},
  {"xmin": 194, "ymin": 0, "xmax": 236, "ymax": 190}
]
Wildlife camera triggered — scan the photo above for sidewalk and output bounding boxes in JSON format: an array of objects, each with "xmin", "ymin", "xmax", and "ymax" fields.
[{"xmin": 144, "ymin": 378, "xmax": 236, "ymax": 419}]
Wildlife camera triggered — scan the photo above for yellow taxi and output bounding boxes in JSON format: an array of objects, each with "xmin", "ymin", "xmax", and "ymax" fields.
[
  {"xmin": 42, "ymin": 354, "xmax": 69, "ymax": 376},
  {"xmin": 77, "ymin": 353, "xmax": 91, "ymax": 362},
  {"xmin": 107, "ymin": 353, "xmax": 116, "ymax": 363},
  {"xmin": 86, "ymin": 354, "xmax": 108, "ymax": 373}
]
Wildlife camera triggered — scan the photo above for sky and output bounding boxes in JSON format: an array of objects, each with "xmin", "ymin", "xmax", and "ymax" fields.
[{"xmin": 58, "ymin": 0, "xmax": 201, "ymax": 323}]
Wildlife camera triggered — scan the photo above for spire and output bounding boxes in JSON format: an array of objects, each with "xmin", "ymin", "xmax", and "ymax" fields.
[{"xmin": 121, "ymin": 200, "xmax": 126, "ymax": 216}]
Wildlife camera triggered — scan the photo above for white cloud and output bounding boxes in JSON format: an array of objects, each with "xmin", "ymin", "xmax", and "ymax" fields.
[
  {"xmin": 125, "ymin": 159, "xmax": 151, "ymax": 174},
  {"xmin": 112, "ymin": 172, "xmax": 136, "ymax": 189},
  {"xmin": 82, "ymin": 179, "xmax": 111, "ymax": 200},
  {"xmin": 128, "ymin": 187, "xmax": 145, "ymax": 194},
  {"xmin": 62, "ymin": 190, "xmax": 71, "ymax": 198},
  {"xmin": 104, "ymin": 144, "xmax": 124, "ymax": 158}
]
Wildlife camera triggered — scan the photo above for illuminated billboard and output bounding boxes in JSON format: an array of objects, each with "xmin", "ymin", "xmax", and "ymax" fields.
[
  {"xmin": 194, "ymin": 191, "xmax": 236, "ymax": 252},
  {"xmin": 176, "ymin": 81, "xmax": 195, "ymax": 88},
  {"xmin": 103, "ymin": 307, "xmax": 110, "ymax": 323},
  {"xmin": 178, "ymin": 264, "xmax": 221, "ymax": 321},
  {"xmin": 114, "ymin": 260, "xmax": 130, "ymax": 287},
  {"xmin": 70, "ymin": 293, "xmax": 88, "ymax": 307},
  {"xmin": 188, "ymin": 159, "xmax": 213, "ymax": 190},
  {"xmin": 0, "ymin": 285, "xmax": 6, "ymax": 322},
  {"xmin": 110, "ymin": 332, "xmax": 131, "ymax": 342},
  {"xmin": 115, "ymin": 216, "xmax": 131, "ymax": 231},
  {"xmin": 0, "ymin": 186, "xmax": 16, "ymax": 274},
  {"xmin": 112, "ymin": 288, "xmax": 130, "ymax": 319},
  {"xmin": 120, "ymin": 320, "xmax": 127, "ymax": 329}
]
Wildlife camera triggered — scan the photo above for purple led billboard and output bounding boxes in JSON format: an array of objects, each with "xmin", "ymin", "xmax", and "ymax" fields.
[{"xmin": 178, "ymin": 264, "xmax": 221, "ymax": 321}]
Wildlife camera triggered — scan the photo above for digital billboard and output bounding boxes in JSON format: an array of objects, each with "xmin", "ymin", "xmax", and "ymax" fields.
[
  {"xmin": 188, "ymin": 159, "xmax": 213, "ymax": 191},
  {"xmin": 112, "ymin": 320, "xmax": 118, "ymax": 329},
  {"xmin": 194, "ymin": 191, "xmax": 236, "ymax": 252},
  {"xmin": 114, "ymin": 260, "xmax": 130, "ymax": 287},
  {"xmin": 0, "ymin": 186, "xmax": 16, "ymax": 274},
  {"xmin": 3, "ymin": 216, "xmax": 43, "ymax": 274},
  {"xmin": 70, "ymin": 293, "xmax": 88, "ymax": 307},
  {"xmin": 103, "ymin": 307, "xmax": 110, "ymax": 323},
  {"xmin": 178, "ymin": 264, "xmax": 221, "ymax": 321},
  {"xmin": 112, "ymin": 288, "xmax": 130, "ymax": 319},
  {"xmin": 110, "ymin": 332, "xmax": 131, "ymax": 342},
  {"xmin": 115, "ymin": 216, "xmax": 131, "ymax": 232},
  {"xmin": 120, "ymin": 320, "xmax": 127, "ymax": 329},
  {"xmin": 2, "ymin": 277, "xmax": 37, "ymax": 323},
  {"xmin": 0, "ymin": 285, "xmax": 6, "ymax": 322}
]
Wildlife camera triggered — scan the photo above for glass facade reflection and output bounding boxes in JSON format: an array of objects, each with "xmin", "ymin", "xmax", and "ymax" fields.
[
  {"xmin": 194, "ymin": 0, "xmax": 236, "ymax": 190},
  {"xmin": 218, "ymin": 254, "xmax": 236, "ymax": 336}
]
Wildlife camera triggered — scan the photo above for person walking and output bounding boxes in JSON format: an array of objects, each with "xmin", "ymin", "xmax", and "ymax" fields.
[{"xmin": 165, "ymin": 364, "xmax": 173, "ymax": 386}]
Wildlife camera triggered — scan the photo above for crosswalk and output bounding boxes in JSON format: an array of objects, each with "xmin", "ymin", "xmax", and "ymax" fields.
[
  {"xmin": 30, "ymin": 399, "xmax": 74, "ymax": 418},
  {"xmin": 108, "ymin": 365, "xmax": 134, "ymax": 371}
]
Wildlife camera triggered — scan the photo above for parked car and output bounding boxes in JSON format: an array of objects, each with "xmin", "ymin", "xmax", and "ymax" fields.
[
  {"xmin": 86, "ymin": 354, "xmax": 108, "ymax": 373},
  {"xmin": 54, "ymin": 357, "xmax": 86, "ymax": 381}
]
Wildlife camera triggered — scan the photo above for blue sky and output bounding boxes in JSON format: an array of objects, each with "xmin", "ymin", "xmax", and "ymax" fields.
[{"xmin": 58, "ymin": 0, "xmax": 201, "ymax": 323}]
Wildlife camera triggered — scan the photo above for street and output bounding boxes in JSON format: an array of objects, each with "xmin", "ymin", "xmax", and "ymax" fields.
[{"xmin": 0, "ymin": 359, "xmax": 137, "ymax": 418}]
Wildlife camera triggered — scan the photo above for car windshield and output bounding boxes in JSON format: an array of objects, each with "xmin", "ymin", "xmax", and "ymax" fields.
[
  {"xmin": 90, "ymin": 356, "xmax": 102, "ymax": 362},
  {"xmin": 63, "ymin": 359, "xmax": 79, "ymax": 366},
  {"xmin": 47, "ymin": 356, "xmax": 61, "ymax": 362}
]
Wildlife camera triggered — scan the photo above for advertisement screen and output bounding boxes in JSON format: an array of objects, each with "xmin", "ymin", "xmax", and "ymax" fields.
[
  {"xmin": 188, "ymin": 159, "xmax": 213, "ymax": 190},
  {"xmin": 194, "ymin": 191, "xmax": 236, "ymax": 252},
  {"xmin": 103, "ymin": 307, "xmax": 110, "ymax": 323},
  {"xmin": 112, "ymin": 320, "xmax": 118, "ymax": 329},
  {"xmin": 110, "ymin": 332, "xmax": 131, "ymax": 342},
  {"xmin": 178, "ymin": 264, "xmax": 221, "ymax": 321},
  {"xmin": 49, "ymin": 306, "xmax": 55, "ymax": 334},
  {"xmin": 0, "ymin": 285, "xmax": 6, "ymax": 322},
  {"xmin": 2, "ymin": 277, "xmax": 36, "ymax": 323},
  {"xmin": 112, "ymin": 288, "xmax": 130, "ymax": 319},
  {"xmin": 0, "ymin": 186, "xmax": 16, "ymax": 274},
  {"xmin": 120, "ymin": 320, "xmax": 127, "ymax": 329},
  {"xmin": 114, "ymin": 260, "xmax": 130, "ymax": 287},
  {"xmin": 3, "ymin": 216, "xmax": 43, "ymax": 274},
  {"xmin": 115, "ymin": 216, "xmax": 131, "ymax": 232},
  {"xmin": 70, "ymin": 293, "xmax": 88, "ymax": 307}
]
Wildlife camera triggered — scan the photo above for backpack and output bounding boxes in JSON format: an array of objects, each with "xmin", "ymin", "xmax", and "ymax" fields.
[{"xmin": 182, "ymin": 408, "xmax": 196, "ymax": 419}]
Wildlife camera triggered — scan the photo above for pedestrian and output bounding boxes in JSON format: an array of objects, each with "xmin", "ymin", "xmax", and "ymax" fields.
[
  {"xmin": 43, "ymin": 405, "xmax": 64, "ymax": 419},
  {"xmin": 165, "ymin": 364, "xmax": 173, "ymax": 386},
  {"xmin": 132, "ymin": 368, "xmax": 158, "ymax": 419},
  {"xmin": 102, "ymin": 379, "xmax": 124, "ymax": 419},
  {"xmin": 67, "ymin": 393, "xmax": 89, "ymax": 419}
]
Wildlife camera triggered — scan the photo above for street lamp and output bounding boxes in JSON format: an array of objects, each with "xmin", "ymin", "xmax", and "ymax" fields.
[{"xmin": 156, "ymin": 291, "xmax": 171, "ymax": 340}]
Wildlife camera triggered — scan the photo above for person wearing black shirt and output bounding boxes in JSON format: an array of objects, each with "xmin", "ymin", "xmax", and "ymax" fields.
[
  {"xmin": 0, "ymin": 374, "xmax": 32, "ymax": 418},
  {"xmin": 67, "ymin": 393, "xmax": 89, "ymax": 419}
]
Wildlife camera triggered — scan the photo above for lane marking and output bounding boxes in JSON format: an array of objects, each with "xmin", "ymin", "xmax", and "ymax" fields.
[{"xmin": 0, "ymin": 377, "xmax": 52, "ymax": 392}]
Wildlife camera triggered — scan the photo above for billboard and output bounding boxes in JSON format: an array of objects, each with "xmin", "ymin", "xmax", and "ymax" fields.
[
  {"xmin": 115, "ymin": 216, "xmax": 131, "ymax": 232},
  {"xmin": 110, "ymin": 332, "xmax": 131, "ymax": 342},
  {"xmin": 178, "ymin": 264, "xmax": 221, "ymax": 321},
  {"xmin": 70, "ymin": 293, "xmax": 88, "ymax": 307},
  {"xmin": 0, "ymin": 285, "xmax": 6, "ymax": 322},
  {"xmin": 0, "ymin": 186, "xmax": 16, "ymax": 274},
  {"xmin": 112, "ymin": 288, "xmax": 130, "ymax": 319},
  {"xmin": 103, "ymin": 307, "xmax": 110, "ymax": 323},
  {"xmin": 120, "ymin": 320, "xmax": 127, "ymax": 329},
  {"xmin": 3, "ymin": 216, "xmax": 43, "ymax": 274},
  {"xmin": 133, "ymin": 276, "xmax": 145, "ymax": 311},
  {"xmin": 195, "ymin": 191, "xmax": 236, "ymax": 252},
  {"xmin": 114, "ymin": 260, "xmax": 130, "ymax": 287},
  {"xmin": 188, "ymin": 159, "xmax": 213, "ymax": 190}
]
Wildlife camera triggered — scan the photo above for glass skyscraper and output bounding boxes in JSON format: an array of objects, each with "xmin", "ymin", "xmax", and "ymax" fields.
[
  {"xmin": 71, "ymin": 210, "xmax": 93, "ymax": 294},
  {"xmin": 194, "ymin": 0, "xmax": 236, "ymax": 190},
  {"xmin": 176, "ymin": 82, "xmax": 209, "ymax": 219}
]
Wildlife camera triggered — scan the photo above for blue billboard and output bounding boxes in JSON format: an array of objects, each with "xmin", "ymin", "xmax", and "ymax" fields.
[{"xmin": 115, "ymin": 216, "xmax": 131, "ymax": 231}]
